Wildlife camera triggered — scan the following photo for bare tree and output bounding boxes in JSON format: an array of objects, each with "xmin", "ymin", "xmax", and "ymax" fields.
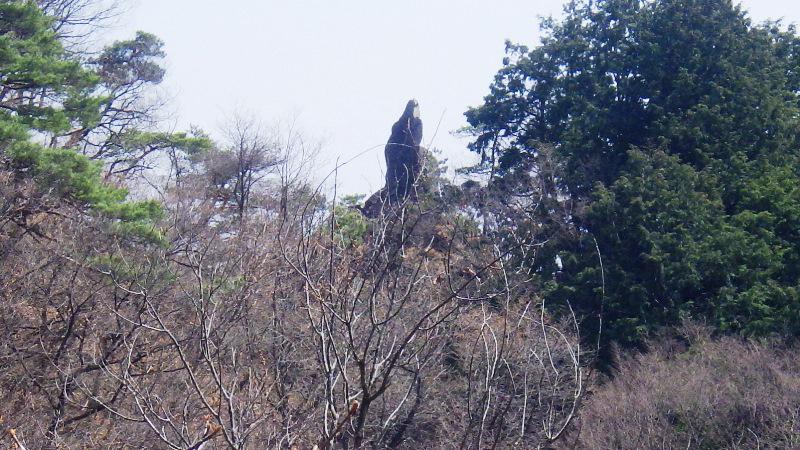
[
  {"xmin": 205, "ymin": 115, "xmax": 282, "ymax": 217},
  {"xmin": 37, "ymin": 0, "xmax": 123, "ymax": 48},
  {"xmin": 1, "ymin": 128, "xmax": 584, "ymax": 449}
]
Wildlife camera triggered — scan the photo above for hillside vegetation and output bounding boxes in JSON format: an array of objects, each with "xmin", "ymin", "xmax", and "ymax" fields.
[{"xmin": 1, "ymin": 0, "xmax": 799, "ymax": 448}]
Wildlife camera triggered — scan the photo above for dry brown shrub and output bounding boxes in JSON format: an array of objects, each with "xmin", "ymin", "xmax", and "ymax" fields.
[
  {"xmin": 1, "ymin": 168, "xmax": 587, "ymax": 449},
  {"xmin": 572, "ymin": 326, "xmax": 800, "ymax": 450}
]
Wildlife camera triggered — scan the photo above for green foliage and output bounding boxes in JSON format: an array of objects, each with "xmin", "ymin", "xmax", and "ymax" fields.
[
  {"xmin": 118, "ymin": 130, "xmax": 213, "ymax": 157},
  {"xmin": 1, "ymin": 0, "xmax": 163, "ymax": 242},
  {"xmin": 7, "ymin": 134, "xmax": 165, "ymax": 242},
  {"xmin": 466, "ymin": 0, "xmax": 800, "ymax": 349},
  {"xmin": 334, "ymin": 194, "xmax": 368, "ymax": 247},
  {"xmin": 93, "ymin": 31, "xmax": 166, "ymax": 87},
  {"xmin": 0, "ymin": 2, "xmax": 100, "ymax": 134}
]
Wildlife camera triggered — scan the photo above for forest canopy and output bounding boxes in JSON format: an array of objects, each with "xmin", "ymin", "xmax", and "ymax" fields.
[{"xmin": 1, "ymin": 0, "xmax": 800, "ymax": 449}]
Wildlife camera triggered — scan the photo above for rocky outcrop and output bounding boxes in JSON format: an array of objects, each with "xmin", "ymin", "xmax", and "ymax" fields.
[{"xmin": 360, "ymin": 99, "xmax": 424, "ymax": 218}]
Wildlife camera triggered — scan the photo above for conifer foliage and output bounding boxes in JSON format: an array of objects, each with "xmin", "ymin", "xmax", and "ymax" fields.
[{"xmin": 466, "ymin": 0, "xmax": 800, "ymax": 347}]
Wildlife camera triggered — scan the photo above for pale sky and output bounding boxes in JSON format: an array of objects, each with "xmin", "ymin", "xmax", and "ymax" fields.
[{"xmin": 107, "ymin": 0, "xmax": 800, "ymax": 195}]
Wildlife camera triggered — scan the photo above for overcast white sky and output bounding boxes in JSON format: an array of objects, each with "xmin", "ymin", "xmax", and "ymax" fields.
[{"xmin": 108, "ymin": 0, "xmax": 800, "ymax": 195}]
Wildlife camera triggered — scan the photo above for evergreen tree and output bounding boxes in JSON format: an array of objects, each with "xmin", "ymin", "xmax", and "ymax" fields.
[
  {"xmin": 466, "ymin": 0, "xmax": 800, "ymax": 348},
  {"xmin": 0, "ymin": 1, "xmax": 164, "ymax": 241}
]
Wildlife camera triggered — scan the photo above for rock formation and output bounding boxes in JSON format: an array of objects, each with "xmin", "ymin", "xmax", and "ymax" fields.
[{"xmin": 360, "ymin": 99, "xmax": 424, "ymax": 218}]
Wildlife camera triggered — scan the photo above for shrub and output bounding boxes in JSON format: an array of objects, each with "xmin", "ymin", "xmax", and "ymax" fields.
[{"xmin": 573, "ymin": 326, "xmax": 800, "ymax": 449}]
